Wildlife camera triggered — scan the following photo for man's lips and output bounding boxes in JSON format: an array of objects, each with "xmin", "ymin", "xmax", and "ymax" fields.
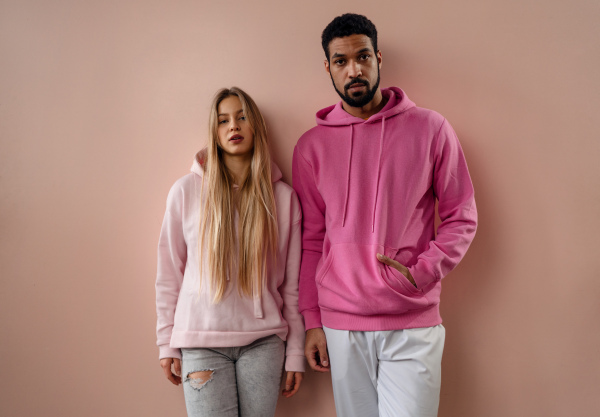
[{"xmin": 346, "ymin": 81, "xmax": 368, "ymax": 91}]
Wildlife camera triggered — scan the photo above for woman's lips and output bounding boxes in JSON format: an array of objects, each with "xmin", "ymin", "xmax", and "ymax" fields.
[{"xmin": 229, "ymin": 135, "xmax": 244, "ymax": 142}]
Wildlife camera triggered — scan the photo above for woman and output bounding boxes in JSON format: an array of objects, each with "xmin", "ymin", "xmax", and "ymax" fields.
[{"xmin": 156, "ymin": 87, "xmax": 304, "ymax": 416}]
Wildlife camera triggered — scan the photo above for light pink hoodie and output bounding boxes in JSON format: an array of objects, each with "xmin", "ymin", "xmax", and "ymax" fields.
[
  {"xmin": 156, "ymin": 151, "xmax": 305, "ymax": 372},
  {"xmin": 293, "ymin": 87, "xmax": 477, "ymax": 331}
]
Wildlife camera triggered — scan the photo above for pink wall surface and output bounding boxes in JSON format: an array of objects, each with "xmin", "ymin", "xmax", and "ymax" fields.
[{"xmin": 1, "ymin": 1, "xmax": 599, "ymax": 416}]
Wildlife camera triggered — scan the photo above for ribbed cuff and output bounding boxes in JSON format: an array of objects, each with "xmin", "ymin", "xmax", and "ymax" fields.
[
  {"xmin": 408, "ymin": 263, "xmax": 437, "ymax": 290},
  {"xmin": 285, "ymin": 354, "xmax": 306, "ymax": 372},
  {"xmin": 301, "ymin": 309, "xmax": 322, "ymax": 330},
  {"xmin": 158, "ymin": 345, "xmax": 182, "ymax": 360}
]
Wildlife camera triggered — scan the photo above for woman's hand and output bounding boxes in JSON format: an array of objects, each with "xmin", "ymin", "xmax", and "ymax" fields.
[
  {"xmin": 160, "ymin": 357, "xmax": 182, "ymax": 385},
  {"xmin": 282, "ymin": 371, "xmax": 303, "ymax": 398}
]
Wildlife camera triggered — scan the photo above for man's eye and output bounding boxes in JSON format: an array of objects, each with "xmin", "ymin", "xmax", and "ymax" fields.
[
  {"xmin": 359, "ymin": 54, "xmax": 369, "ymax": 60},
  {"xmin": 335, "ymin": 59, "xmax": 345, "ymax": 65}
]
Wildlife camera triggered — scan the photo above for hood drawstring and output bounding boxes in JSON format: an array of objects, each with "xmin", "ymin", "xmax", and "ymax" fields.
[
  {"xmin": 253, "ymin": 288, "xmax": 263, "ymax": 318},
  {"xmin": 342, "ymin": 124, "xmax": 354, "ymax": 227},
  {"xmin": 372, "ymin": 117, "xmax": 386, "ymax": 232},
  {"xmin": 253, "ymin": 262, "xmax": 266, "ymax": 318}
]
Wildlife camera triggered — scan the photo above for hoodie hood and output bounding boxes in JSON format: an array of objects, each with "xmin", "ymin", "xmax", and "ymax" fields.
[
  {"xmin": 191, "ymin": 148, "xmax": 283, "ymax": 184},
  {"xmin": 316, "ymin": 87, "xmax": 415, "ymax": 126}
]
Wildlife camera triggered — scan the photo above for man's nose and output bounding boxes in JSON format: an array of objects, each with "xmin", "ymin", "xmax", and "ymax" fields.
[{"xmin": 347, "ymin": 61, "xmax": 362, "ymax": 78}]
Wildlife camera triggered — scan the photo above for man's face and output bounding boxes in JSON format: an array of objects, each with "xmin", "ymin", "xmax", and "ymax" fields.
[{"xmin": 325, "ymin": 34, "xmax": 382, "ymax": 108}]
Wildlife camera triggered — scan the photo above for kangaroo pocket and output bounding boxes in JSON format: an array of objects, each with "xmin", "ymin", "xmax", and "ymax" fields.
[{"xmin": 317, "ymin": 243, "xmax": 431, "ymax": 315}]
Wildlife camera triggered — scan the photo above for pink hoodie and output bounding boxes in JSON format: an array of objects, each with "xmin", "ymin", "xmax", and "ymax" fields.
[
  {"xmin": 156, "ymin": 151, "xmax": 305, "ymax": 372},
  {"xmin": 292, "ymin": 87, "xmax": 477, "ymax": 331}
]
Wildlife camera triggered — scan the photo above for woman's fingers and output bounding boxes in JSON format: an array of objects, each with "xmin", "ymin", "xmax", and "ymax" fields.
[
  {"xmin": 282, "ymin": 372, "xmax": 304, "ymax": 397},
  {"xmin": 173, "ymin": 358, "xmax": 181, "ymax": 377},
  {"xmin": 285, "ymin": 371, "xmax": 294, "ymax": 391},
  {"xmin": 160, "ymin": 358, "xmax": 182, "ymax": 385}
]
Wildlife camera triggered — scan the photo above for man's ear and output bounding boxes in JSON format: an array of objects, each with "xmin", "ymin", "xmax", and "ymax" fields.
[
  {"xmin": 324, "ymin": 59, "xmax": 330, "ymax": 74},
  {"xmin": 377, "ymin": 50, "xmax": 382, "ymax": 69}
]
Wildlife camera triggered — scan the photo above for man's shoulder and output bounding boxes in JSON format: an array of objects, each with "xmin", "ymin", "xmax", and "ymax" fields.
[
  {"xmin": 401, "ymin": 105, "xmax": 446, "ymax": 128},
  {"xmin": 298, "ymin": 123, "xmax": 328, "ymax": 141},
  {"xmin": 295, "ymin": 123, "xmax": 330, "ymax": 153}
]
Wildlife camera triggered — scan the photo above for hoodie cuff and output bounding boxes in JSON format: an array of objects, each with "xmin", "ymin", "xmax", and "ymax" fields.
[
  {"xmin": 285, "ymin": 355, "xmax": 306, "ymax": 373},
  {"xmin": 408, "ymin": 262, "xmax": 438, "ymax": 289},
  {"xmin": 301, "ymin": 309, "xmax": 322, "ymax": 330},
  {"xmin": 159, "ymin": 345, "xmax": 182, "ymax": 360}
]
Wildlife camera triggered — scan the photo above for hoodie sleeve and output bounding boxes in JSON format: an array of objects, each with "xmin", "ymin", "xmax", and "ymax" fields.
[
  {"xmin": 408, "ymin": 119, "xmax": 477, "ymax": 289},
  {"xmin": 279, "ymin": 192, "xmax": 306, "ymax": 372},
  {"xmin": 155, "ymin": 183, "xmax": 187, "ymax": 360},
  {"xmin": 292, "ymin": 146, "xmax": 326, "ymax": 330}
]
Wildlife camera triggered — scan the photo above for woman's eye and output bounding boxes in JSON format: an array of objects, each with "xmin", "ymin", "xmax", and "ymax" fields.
[
  {"xmin": 219, "ymin": 119, "xmax": 228, "ymax": 124},
  {"xmin": 239, "ymin": 116, "xmax": 246, "ymax": 121}
]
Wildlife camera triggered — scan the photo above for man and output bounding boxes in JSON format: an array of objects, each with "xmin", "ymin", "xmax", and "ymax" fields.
[{"xmin": 292, "ymin": 13, "xmax": 477, "ymax": 417}]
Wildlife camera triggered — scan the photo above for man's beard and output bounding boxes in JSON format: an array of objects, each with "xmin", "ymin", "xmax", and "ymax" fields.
[{"xmin": 331, "ymin": 68, "xmax": 381, "ymax": 108}]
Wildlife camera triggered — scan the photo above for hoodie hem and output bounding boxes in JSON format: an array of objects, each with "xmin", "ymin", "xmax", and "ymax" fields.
[
  {"xmin": 170, "ymin": 327, "xmax": 289, "ymax": 349},
  {"xmin": 320, "ymin": 304, "xmax": 441, "ymax": 331}
]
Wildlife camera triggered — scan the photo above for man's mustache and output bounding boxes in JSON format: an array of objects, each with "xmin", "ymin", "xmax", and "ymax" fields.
[{"xmin": 344, "ymin": 78, "xmax": 369, "ymax": 91}]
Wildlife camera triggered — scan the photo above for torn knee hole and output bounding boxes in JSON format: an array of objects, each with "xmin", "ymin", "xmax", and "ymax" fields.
[{"xmin": 186, "ymin": 370, "xmax": 214, "ymax": 390}]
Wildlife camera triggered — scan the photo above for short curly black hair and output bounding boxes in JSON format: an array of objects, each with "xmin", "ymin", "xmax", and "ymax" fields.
[{"xmin": 321, "ymin": 13, "xmax": 378, "ymax": 61}]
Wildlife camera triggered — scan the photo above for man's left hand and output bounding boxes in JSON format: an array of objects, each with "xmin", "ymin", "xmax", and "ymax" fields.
[{"xmin": 376, "ymin": 253, "xmax": 417, "ymax": 288}]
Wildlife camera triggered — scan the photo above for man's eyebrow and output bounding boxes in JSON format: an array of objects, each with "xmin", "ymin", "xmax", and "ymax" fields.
[{"xmin": 331, "ymin": 48, "xmax": 373, "ymax": 59}]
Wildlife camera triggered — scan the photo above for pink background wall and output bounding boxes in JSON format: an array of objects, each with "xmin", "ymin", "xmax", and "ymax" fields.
[{"xmin": 1, "ymin": 0, "xmax": 599, "ymax": 416}]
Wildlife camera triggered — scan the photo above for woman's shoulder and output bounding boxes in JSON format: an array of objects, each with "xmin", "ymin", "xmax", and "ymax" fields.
[
  {"xmin": 273, "ymin": 180, "xmax": 301, "ymax": 224},
  {"xmin": 273, "ymin": 180, "xmax": 300, "ymax": 204},
  {"xmin": 168, "ymin": 173, "xmax": 197, "ymax": 193},
  {"xmin": 165, "ymin": 172, "xmax": 201, "ymax": 204},
  {"xmin": 273, "ymin": 178, "xmax": 294, "ymax": 194}
]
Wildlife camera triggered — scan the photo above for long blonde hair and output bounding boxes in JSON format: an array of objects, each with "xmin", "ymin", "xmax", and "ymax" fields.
[{"xmin": 199, "ymin": 87, "xmax": 278, "ymax": 303}]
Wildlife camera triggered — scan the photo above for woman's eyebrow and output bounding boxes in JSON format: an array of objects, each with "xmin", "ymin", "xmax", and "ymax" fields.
[{"xmin": 218, "ymin": 109, "xmax": 244, "ymax": 117}]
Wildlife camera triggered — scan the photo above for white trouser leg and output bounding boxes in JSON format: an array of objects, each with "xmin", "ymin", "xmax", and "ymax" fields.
[
  {"xmin": 324, "ymin": 325, "xmax": 445, "ymax": 417},
  {"xmin": 323, "ymin": 326, "xmax": 379, "ymax": 417},
  {"xmin": 377, "ymin": 325, "xmax": 445, "ymax": 417}
]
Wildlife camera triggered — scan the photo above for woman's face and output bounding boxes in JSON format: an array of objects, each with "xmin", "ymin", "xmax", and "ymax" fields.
[{"xmin": 217, "ymin": 95, "xmax": 254, "ymax": 160}]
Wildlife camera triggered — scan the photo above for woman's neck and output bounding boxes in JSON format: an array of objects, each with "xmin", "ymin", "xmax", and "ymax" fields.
[{"xmin": 223, "ymin": 153, "xmax": 251, "ymax": 185}]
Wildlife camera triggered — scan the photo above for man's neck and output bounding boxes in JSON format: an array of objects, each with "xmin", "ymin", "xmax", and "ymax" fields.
[{"xmin": 342, "ymin": 89, "xmax": 387, "ymax": 119}]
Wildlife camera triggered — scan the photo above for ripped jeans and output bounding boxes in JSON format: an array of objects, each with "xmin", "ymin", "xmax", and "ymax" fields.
[{"xmin": 181, "ymin": 335, "xmax": 285, "ymax": 417}]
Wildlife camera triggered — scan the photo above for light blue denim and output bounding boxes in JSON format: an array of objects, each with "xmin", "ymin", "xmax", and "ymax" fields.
[{"xmin": 181, "ymin": 335, "xmax": 284, "ymax": 417}]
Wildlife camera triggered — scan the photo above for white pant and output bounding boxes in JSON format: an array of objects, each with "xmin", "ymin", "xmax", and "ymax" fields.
[{"xmin": 323, "ymin": 325, "xmax": 445, "ymax": 417}]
